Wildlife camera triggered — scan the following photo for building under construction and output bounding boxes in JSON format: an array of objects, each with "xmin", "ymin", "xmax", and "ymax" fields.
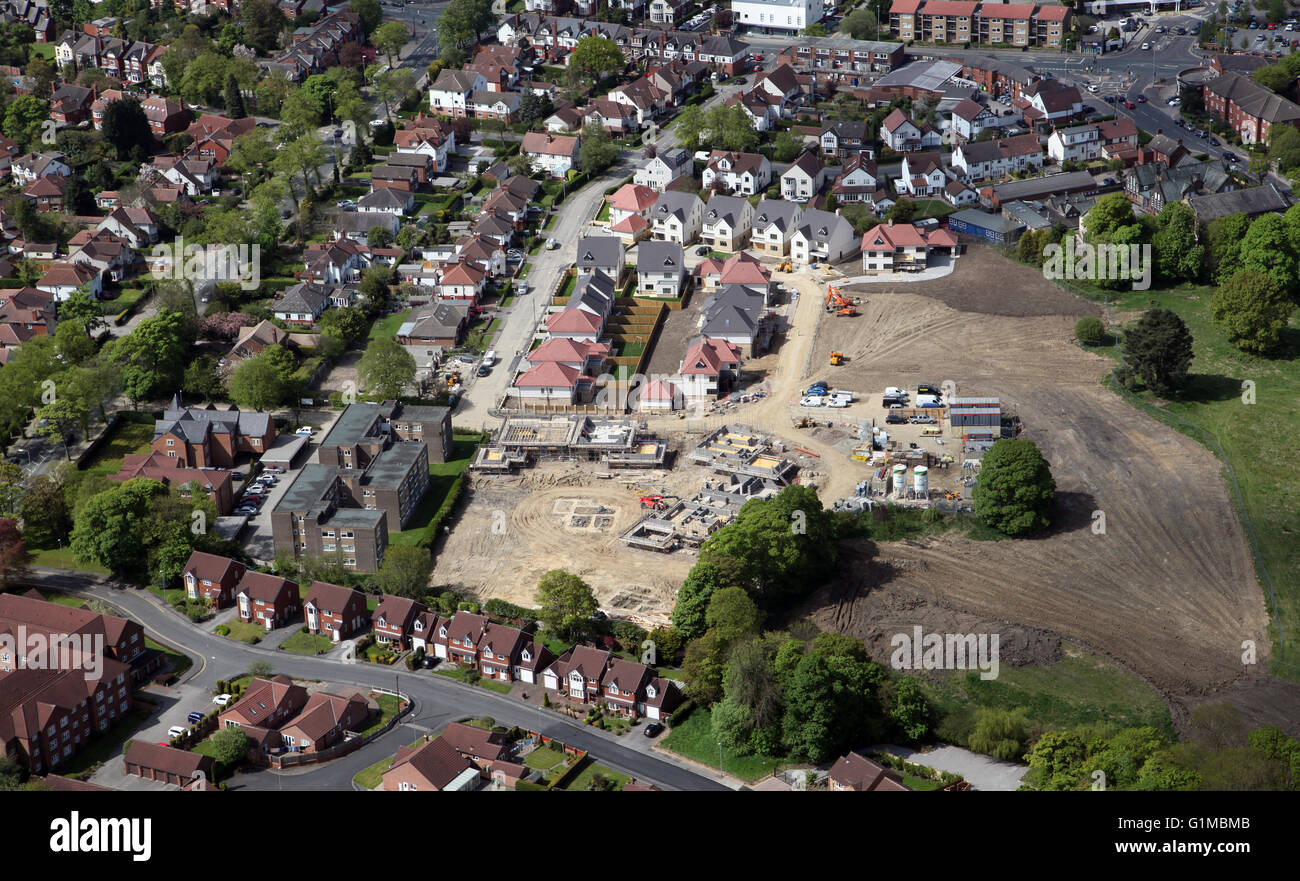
[
  {"xmin": 471, "ymin": 415, "xmax": 669, "ymax": 472},
  {"xmin": 621, "ymin": 474, "xmax": 783, "ymax": 553},
  {"xmin": 688, "ymin": 425, "xmax": 797, "ymax": 483}
]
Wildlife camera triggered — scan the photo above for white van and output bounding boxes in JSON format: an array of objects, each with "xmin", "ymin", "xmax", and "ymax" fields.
[{"xmin": 483, "ymin": 350, "xmax": 498, "ymax": 366}]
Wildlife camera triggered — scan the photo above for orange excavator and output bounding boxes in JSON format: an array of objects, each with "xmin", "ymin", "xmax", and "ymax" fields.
[
  {"xmin": 825, "ymin": 286, "xmax": 858, "ymax": 316},
  {"xmin": 639, "ymin": 495, "xmax": 675, "ymax": 510}
]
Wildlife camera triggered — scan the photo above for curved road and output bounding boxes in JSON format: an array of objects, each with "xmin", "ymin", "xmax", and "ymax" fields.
[{"xmin": 21, "ymin": 569, "xmax": 730, "ymax": 791}]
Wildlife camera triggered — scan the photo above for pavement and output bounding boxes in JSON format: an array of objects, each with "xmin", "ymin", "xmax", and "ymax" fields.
[
  {"xmin": 20, "ymin": 569, "xmax": 732, "ymax": 791},
  {"xmin": 874, "ymin": 743, "xmax": 1028, "ymax": 791}
]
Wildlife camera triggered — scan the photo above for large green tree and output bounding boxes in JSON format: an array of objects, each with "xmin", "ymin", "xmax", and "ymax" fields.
[
  {"xmin": 357, "ymin": 336, "xmax": 415, "ymax": 399},
  {"xmin": 374, "ymin": 544, "xmax": 433, "ymax": 598},
  {"xmin": 1152, "ymin": 202, "xmax": 1203, "ymax": 283},
  {"xmin": 1122, "ymin": 307, "xmax": 1194, "ymax": 396},
  {"xmin": 1211, "ymin": 269, "xmax": 1293, "ymax": 355},
  {"xmin": 1238, "ymin": 213, "xmax": 1299, "ymax": 296},
  {"xmin": 972, "ymin": 438, "xmax": 1056, "ymax": 537},
  {"xmin": 534, "ymin": 568, "xmax": 598, "ymax": 639}
]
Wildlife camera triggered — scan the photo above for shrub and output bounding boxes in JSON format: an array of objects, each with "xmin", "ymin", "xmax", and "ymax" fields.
[
  {"xmin": 214, "ymin": 625, "xmax": 231, "ymax": 636},
  {"xmin": 1075, "ymin": 315, "xmax": 1106, "ymax": 346}
]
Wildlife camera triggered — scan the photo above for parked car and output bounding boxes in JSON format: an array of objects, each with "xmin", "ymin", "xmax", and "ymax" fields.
[
  {"xmin": 799, "ymin": 396, "xmax": 825, "ymax": 408},
  {"xmin": 231, "ymin": 472, "xmax": 246, "ymax": 481},
  {"xmin": 885, "ymin": 412, "xmax": 907, "ymax": 424},
  {"xmin": 264, "ymin": 465, "xmax": 285, "ymax": 474},
  {"xmin": 826, "ymin": 394, "xmax": 851, "ymax": 408},
  {"xmin": 695, "ymin": 245, "xmax": 711, "ymax": 255},
  {"xmin": 213, "ymin": 694, "xmax": 232, "ymax": 706},
  {"xmin": 917, "ymin": 384, "xmax": 941, "ymax": 396},
  {"xmin": 476, "ymin": 364, "xmax": 491, "ymax": 377},
  {"xmin": 909, "ymin": 414, "xmax": 937, "ymax": 424},
  {"xmin": 187, "ymin": 711, "xmax": 206, "ymax": 724},
  {"xmin": 545, "ymin": 238, "xmax": 558, "ymax": 249},
  {"xmin": 644, "ymin": 723, "xmax": 665, "ymax": 738},
  {"xmin": 295, "ymin": 426, "xmax": 314, "ymax": 436},
  {"xmin": 167, "ymin": 725, "xmax": 187, "ymax": 738}
]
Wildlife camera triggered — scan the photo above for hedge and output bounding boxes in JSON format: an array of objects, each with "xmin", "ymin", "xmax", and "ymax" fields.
[{"xmin": 416, "ymin": 473, "xmax": 466, "ymax": 550}]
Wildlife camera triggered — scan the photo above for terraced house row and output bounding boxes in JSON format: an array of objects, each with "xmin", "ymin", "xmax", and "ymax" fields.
[{"xmin": 889, "ymin": 0, "xmax": 1071, "ymax": 48}]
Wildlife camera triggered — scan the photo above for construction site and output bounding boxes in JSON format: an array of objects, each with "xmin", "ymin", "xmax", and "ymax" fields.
[{"xmin": 470, "ymin": 415, "xmax": 669, "ymax": 472}]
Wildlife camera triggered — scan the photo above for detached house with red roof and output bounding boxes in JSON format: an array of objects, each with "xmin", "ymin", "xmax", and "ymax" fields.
[
  {"xmin": 438, "ymin": 261, "xmax": 487, "ymax": 302},
  {"xmin": 235, "ymin": 571, "xmax": 301, "ymax": 630},
  {"xmin": 521, "ymin": 131, "xmax": 580, "ymax": 178},
  {"xmin": 880, "ymin": 109, "xmax": 941, "ymax": 153},
  {"xmin": 607, "ymin": 182, "xmax": 659, "ymax": 241},
  {"xmin": 277, "ymin": 691, "xmax": 371, "ymax": 754},
  {"xmin": 304, "ymin": 581, "xmax": 369, "ymax": 642},
  {"xmin": 525, "ymin": 336, "xmax": 610, "ymax": 376},
  {"xmin": 383, "ymin": 735, "xmax": 481, "ymax": 791},
  {"xmin": 860, "ymin": 221, "xmax": 959, "ymax": 273},
  {"xmin": 677, "ymin": 336, "xmax": 743, "ymax": 400}
]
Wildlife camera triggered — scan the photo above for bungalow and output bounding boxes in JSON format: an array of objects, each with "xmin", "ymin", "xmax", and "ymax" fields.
[
  {"xmin": 220, "ymin": 675, "xmax": 309, "ymax": 732},
  {"xmin": 749, "ymin": 199, "xmax": 802, "ymax": 256},
  {"xmin": 649, "ymin": 190, "xmax": 703, "ymax": 244},
  {"xmin": 235, "ymin": 571, "xmax": 301, "ymax": 630},
  {"xmin": 829, "ymin": 751, "xmax": 911, "ymax": 791},
  {"xmin": 441, "ymin": 721, "xmax": 509, "ymax": 767},
  {"xmin": 584, "ymin": 97, "xmax": 638, "ymax": 135},
  {"xmin": 700, "ymin": 194, "xmax": 754, "ymax": 252},
  {"xmin": 637, "ymin": 240, "xmax": 686, "ymax": 297},
  {"xmin": 520, "ymin": 131, "xmax": 580, "ymax": 178},
  {"xmin": 277, "ymin": 691, "xmax": 372, "ymax": 754},
  {"xmin": 358, "ymin": 187, "xmax": 415, "ymax": 216},
  {"xmin": 273, "ymin": 282, "xmax": 330, "ymax": 326},
  {"xmin": 544, "ymin": 103, "xmax": 585, "ymax": 132},
  {"xmin": 304, "ymin": 581, "xmax": 369, "ymax": 642},
  {"xmin": 382, "ymin": 736, "xmax": 481, "ymax": 791},
  {"xmin": 397, "ymin": 301, "xmax": 470, "ymax": 354}
]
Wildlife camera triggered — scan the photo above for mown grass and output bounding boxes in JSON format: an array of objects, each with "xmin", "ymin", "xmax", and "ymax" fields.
[{"xmin": 660, "ymin": 709, "xmax": 782, "ymax": 782}]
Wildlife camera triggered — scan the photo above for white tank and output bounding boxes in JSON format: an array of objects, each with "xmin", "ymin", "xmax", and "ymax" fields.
[
  {"xmin": 892, "ymin": 464, "xmax": 907, "ymax": 499},
  {"xmin": 914, "ymin": 466, "xmax": 929, "ymax": 498}
]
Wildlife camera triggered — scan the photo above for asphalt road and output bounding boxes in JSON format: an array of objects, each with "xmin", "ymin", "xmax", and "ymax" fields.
[{"xmin": 22, "ymin": 570, "xmax": 730, "ymax": 791}]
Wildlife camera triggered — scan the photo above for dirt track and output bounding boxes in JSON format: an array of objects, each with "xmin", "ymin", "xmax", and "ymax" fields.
[{"xmin": 795, "ymin": 245, "xmax": 1299, "ymax": 731}]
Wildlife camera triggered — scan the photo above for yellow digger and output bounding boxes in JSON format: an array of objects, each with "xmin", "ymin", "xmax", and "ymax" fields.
[{"xmin": 830, "ymin": 351, "xmax": 845, "ymax": 366}]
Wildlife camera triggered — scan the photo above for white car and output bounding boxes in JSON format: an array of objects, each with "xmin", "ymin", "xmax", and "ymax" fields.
[
  {"xmin": 213, "ymin": 693, "xmax": 232, "ymax": 706},
  {"xmin": 799, "ymin": 396, "xmax": 825, "ymax": 408},
  {"xmin": 295, "ymin": 427, "xmax": 314, "ymax": 436},
  {"xmin": 545, "ymin": 238, "xmax": 558, "ymax": 250},
  {"xmin": 1141, "ymin": 41, "xmax": 1150, "ymax": 49},
  {"xmin": 825, "ymin": 394, "xmax": 851, "ymax": 408},
  {"xmin": 167, "ymin": 726, "xmax": 187, "ymax": 738}
]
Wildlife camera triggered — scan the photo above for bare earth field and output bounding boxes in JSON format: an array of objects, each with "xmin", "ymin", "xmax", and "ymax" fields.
[{"xmin": 800, "ymin": 246, "xmax": 1299, "ymax": 733}]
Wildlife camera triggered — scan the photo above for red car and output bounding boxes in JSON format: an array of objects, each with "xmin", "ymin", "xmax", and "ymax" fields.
[{"xmin": 1124, "ymin": 100, "xmax": 1136, "ymax": 109}]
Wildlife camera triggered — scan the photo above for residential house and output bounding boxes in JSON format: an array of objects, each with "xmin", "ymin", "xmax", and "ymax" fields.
[
  {"xmin": 951, "ymin": 133, "xmax": 1043, "ymax": 182},
  {"xmin": 948, "ymin": 97, "xmax": 999, "ymax": 141},
  {"xmin": 637, "ymin": 240, "xmax": 686, "ymax": 296},
  {"xmin": 880, "ymin": 109, "xmax": 941, "ymax": 152},
  {"xmin": 790, "ymin": 208, "xmax": 858, "ymax": 267},
  {"xmin": 235, "ymin": 572, "xmax": 300, "ymax": 630},
  {"xmin": 10, "ymin": 152, "xmax": 71, "ymax": 187},
  {"xmin": 304, "ymin": 581, "xmax": 369, "ymax": 642},
  {"xmin": 373, "ymin": 596, "xmax": 428, "ymax": 649},
  {"xmin": 427, "ymin": 69, "xmax": 487, "ymax": 117},
  {"xmin": 820, "ymin": 119, "xmax": 868, "ymax": 158},
  {"xmin": 382, "ymin": 736, "xmax": 481, "ymax": 791},
  {"xmin": 701, "ymin": 151, "xmax": 772, "ymax": 196},
  {"xmin": 677, "ymin": 336, "xmax": 743, "ymax": 400},
  {"xmin": 894, "ymin": 150, "xmax": 947, "ymax": 198},
  {"xmin": 151, "ymin": 403, "xmax": 277, "ymax": 468},
  {"xmin": 749, "ymin": 199, "xmax": 803, "ymax": 256},
  {"xmin": 37, "ymin": 262, "xmax": 102, "ymax": 300},
  {"xmin": 273, "ymin": 282, "xmax": 330, "ymax": 326},
  {"xmin": 780, "ymin": 151, "xmax": 827, "ymax": 202},
  {"xmin": 649, "ymin": 190, "xmax": 704, "ymax": 244},
  {"xmin": 220, "ymin": 676, "xmax": 309, "ymax": 733},
  {"xmin": 860, "ymin": 221, "xmax": 958, "ymax": 273},
  {"xmin": 830, "ymin": 152, "xmax": 886, "ymax": 208},
  {"xmin": 521, "ymin": 131, "xmax": 580, "ymax": 178},
  {"xmin": 700, "ymin": 194, "xmax": 754, "ymax": 251},
  {"xmin": 181, "ymin": 552, "xmax": 247, "ymax": 608},
  {"xmin": 1047, "ymin": 123, "xmax": 1101, "ymax": 163},
  {"xmin": 441, "ymin": 721, "xmax": 510, "ymax": 767},
  {"xmin": 829, "ymin": 751, "xmax": 911, "ymax": 791},
  {"xmin": 278, "ymin": 691, "xmax": 371, "ymax": 754},
  {"xmin": 576, "ymin": 235, "xmax": 625, "ymax": 283}
]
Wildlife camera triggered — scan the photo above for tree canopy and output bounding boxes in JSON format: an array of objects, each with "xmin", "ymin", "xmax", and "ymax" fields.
[
  {"xmin": 972, "ymin": 438, "xmax": 1056, "ymax": 537},
  {"xmin": 1122, "ymin": 307, "xmax": 1195, "ymax": 396}
]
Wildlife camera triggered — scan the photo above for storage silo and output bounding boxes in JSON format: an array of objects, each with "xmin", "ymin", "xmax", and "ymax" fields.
[
  {"xmin": 913, "ymin": 465, "xmax": 929, "ymax": 498},
  {"xmin": 891, "ymin": 464, "xmax": 907, "ymax": 499}
]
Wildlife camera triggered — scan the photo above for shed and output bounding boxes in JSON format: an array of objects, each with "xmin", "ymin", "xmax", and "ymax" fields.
[{"xmin": 946, "ymin": 208, "xmax": 1024, "ymax": 245}]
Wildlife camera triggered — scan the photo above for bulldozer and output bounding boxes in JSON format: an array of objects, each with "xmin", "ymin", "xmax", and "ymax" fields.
[
  {"xmin": 777, "ymin": 260, "xmax": 792, "ymax": 272},
  {"xmin": 825, "ymin": 286, "xmax": 858, "ymax": 316},
  {"xmin": 829, "ymin": 351, "xmax": 845, "ymax": 366}
]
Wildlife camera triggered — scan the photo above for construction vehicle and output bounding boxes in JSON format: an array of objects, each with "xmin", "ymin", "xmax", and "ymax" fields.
[
  {"xmin": 639, "ymin": 494, "xmax": 677, "ymax": 510},
  {"xmin": 825, "ymin": 286, "xmax": 858, "ymax": 316},
  {"xmin": 792, "ymin": 416, "xmax": 816, "ymax": 428},
  {"xmin": 829, "ymin": 351, "xmax": 845, "ymax": 366},
  {"xmin": 777, "ymin": 260, "xmax": 792, "ymax": 272}
]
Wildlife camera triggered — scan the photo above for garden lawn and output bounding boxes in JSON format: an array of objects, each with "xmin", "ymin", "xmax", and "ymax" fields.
[
  {"xmin": 78, "ymin": 420, "xmax": 155, "ymax": 478},
  {"xmin": 357, "ymin": 693, "xmax": 405, "ymax": 737},
  {"xmin": 388, "ymin": 439, "xmax": 477, "ymax": 546},
  {"xmin": 220, "ymin": 620, "xmax": 267, "ymax": 645},
  {"xmin": 433, "ymin": 667, "xmax": 511, "ymax": 693},
  {"xmin": 147, "ymin": 637, "xmax": 192, "ymax": 678},
  {"xmin": 560, "ymin": 759, "xmax": 630, "ymax": 791},
  {"xmin": 368, "ymin": 309, "xmax": 411, "ymax": 342},
  {"xmin": 279, "ymin": 630, "xmax": 338, "ymax": 655},
  {"xmin": 661, "ymin": 708, "xmax": 783, "ymax": 782},
  {"xmin": 30, "ymin": 548, "xmax": 108, "ymax": 574}
]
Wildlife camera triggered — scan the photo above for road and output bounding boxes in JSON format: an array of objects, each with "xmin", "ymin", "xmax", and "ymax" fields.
[{"xmin": 22, "ymin": 570, "xmax": 731, "ymax": 791}]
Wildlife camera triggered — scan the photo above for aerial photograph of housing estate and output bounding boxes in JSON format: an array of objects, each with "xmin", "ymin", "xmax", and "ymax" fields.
[{"xmin": 0, "ymin": 0, "xmax": 1295, "ymax": 838}]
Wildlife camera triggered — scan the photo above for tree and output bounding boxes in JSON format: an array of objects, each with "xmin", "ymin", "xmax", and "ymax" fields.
[
  {"xmin": 1268, "ymin": 123, "xmax": 1300, "ymax": 176},
  {"xmin": 705, "ymin": 102, "xmax": 759, "ymax": 154},
  {"xmin": 102, "ymin": 97, "xmax": 153, "ymax": 159},
  {"xmin": 567, "ymin": 35, "xmax": 624, "ymax": 89},
  {"xmin": 373, "ymin": 21, "xmax": 410, "ymax": 67},
  {"xmin": 0, "ymin": 518, "xmax": 31, "ymax": 592},
  {"xmin": 374, "ymin": 544, "xmax": 433, "ymax": 598},
  {"xmin": 1026, "ymin": 730, "xmax": 1089, "ymax": 790},
  {"xmin": 674, "ymin": 103, "xmax": 705, "ymax": 148},
  {"xmin": 17, "ymin": 473, "xmax": 71, "ymax": 549},
  {"xmin": 682, "ymin": 630, "xmax": 727, "ymax": 704},
  {"xmin": 110, "ymin": 310, "xmax": 191, "ymax": 404},
  {"xmin": 318, "ymin": 306, "xmax": 368, "ymax": 344},
  {"xmin": 672, "ymin": 560, "xmax": 730, "ymax": 640},
  {"xmin": 841, "ymin": 7, "xmax": 880, "ymax": 39},
  {"xmin": 518, "ymin": 93, "xmax": 554, "ymax": 128},
  {"xmin": 888, "ymin": 676, "xmax": 932, "ymax": 741},
  {"xmin": 224, "ymin": 72, "xmax": 247, "ymax": 120},
  {"xmin": 1212, "ymin": 269, "xmax": 1293, "ymax": 355},
  {"xmin": 357, "ymin": 337, "xmax": 415, "ymax": 399},
  {"xmin": 1122, "ymin": 308, "xmax": 1194, "ymax": 396},
  {"xmin": 1152, "ymin": 202, "xmax": 1203, "ymax": 282},
  {"xmin": 70, "ymin": 478, "xmax": 169, "ymax": 575},
  {"xmin": 228, "ymin": 351, "xmax": 288, "ymax": 411},
  {"xmin": 1238, "ymin": 213, "xmax": 1299, "ymax": 296},
  {"xmin": 577, "ymin": 121, "xmax": 618, "ymax": 176},
  {"xmin": 885, "ymin": 198, "xmax": 915, "ymax": 224},
  {"xmin": 58, "ymin": 288, "xmax": 106, "ymax": 334},
  {"xmin": 1086, "ymin": 191, "xmax": 1143, "ymax": 244},
  {"xmin": 968, "ymin": 708, "xmax": 1031, "ymax": 760},
  {"xmin": 1205, "ymin": 212, "xmax": 1250, "ymax": 282},
  {"xmin": 350, "ymin": 0, "xmax": 383, "ymax": 35},
  {"xmin": 535, "ymin": 569, "xmax": 598, "ymax": 639},
  {"xmin": 1074, "ymin": 315, "xmax": 1106, "ymax": 346},
  {"xmin": 2, "ymin": 95, "xmax": 48, "ymax": 147},
  {"xmin": 704, "ymin": 586, "xmax": 762, "ymax": 644},
  {"xmin": 972, "ymin": 438, "xmax": 1056, "ymax": 537},
  {"xmin": 54, "ymin": 319, "xmax": 96, "ymax": 365},
  {"xmin": 242, "ymin": 0, "xmax": 288, "ymax": 53},
  {"xmin": 209, "ymin": 726, "xmax": 251, "ymax": 768}
]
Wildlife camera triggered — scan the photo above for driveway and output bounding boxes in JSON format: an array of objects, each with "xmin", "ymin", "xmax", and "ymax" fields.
[
  {"xmin": 87, "ymin": 680, "xmax": 214, "ymax": 789},
  {"xmin": 874, "ymin": 743, "xmax": 1027, "ymax": 791}
]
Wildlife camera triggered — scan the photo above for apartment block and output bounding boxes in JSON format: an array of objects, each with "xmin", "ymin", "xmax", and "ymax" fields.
[{"xmin": 890, "ymin": 1, "xmax": 1070, "ymax": 48}]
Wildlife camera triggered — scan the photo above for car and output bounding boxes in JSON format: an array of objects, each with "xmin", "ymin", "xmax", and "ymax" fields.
[
  {"xmin": 1140, "ymin": 42, "xmax": 1150, "ymax": 49},
  {"xmin": 1223, "ymin": 151, "xmax": 1239, "ymax": 163},
  {"xmin": 1124, "ymin": 100, "xmax": 1136, "ymax": 109},
  {"xmin": 264, "ymin": 465, "xmax": 285, "ymax": 474},
  {"xmin": 799, "ymin": 396, "xmax": 825, "ymax": 408},
  {"xmin": 805, "ymin": 386, "xmax": 829, "ymax": 396},
  {"xmin": 909, "ymin": 414, "xmax": 937, "ymax": 424},
  {"xmin": 643, "ymin": 723, "xmax": 665, "ymax": 738},
  {"xmin": 458, "ymin": 354, "xmax": 477, "ymax": 364},
  {"xmin": 1208, "ymin": 136, "xmax": 1219, "ymax": 146},
  {"xmin": 1167, "ymin": 97, "xmax": 1180, "ymax": 106},
  {"xmin": 918, "ymin": 399, "xmax": 943, "ymax": 408},
  {"xmin": 1136, "ymin": 95, "xmax": 1146, "ymax": 103},
  {"xmin": 1086, "ymin": 83, "xmax": 1099, "ymax": 93},
  {"xmin": 885, "ymin": 412, "xmax": 907, "ymax": 425},
  {"xmin": 735, "ymin": 76, "xmax": 747, "ymax": 84},
  {"xmin": 506, "ymin": 249, "xmax": 524, "ymax": 260},
  {"xmin": 545, "ymin": 238, "xmax": 558, "ymax": 249},
  {"xmin": 917, "ymin": 384, "xmax": 941, "ymax": 396},
  {"xmin": 187, "ymin": 711, "xmax": 206, "ymax": 724},
  {"xmin": 295, "ymin": 426, "xmax": 314, "ymax": 436},
  {"xmin": 167, "ymin": 725, "xmax": 187, "ymax": 738},
  {"xmin": 1154, "ymin": 25, "xmax": 1165, "ymax": 33},
  {"xmin": 333, "ymin": 128, "xmax": 344, "ymax": 138},
  {"xmin": 826, "ymin": 394, "xmax": 851, "ymax": 408},
  {"xmin": 213, "ymin": 693, "xmax": 233, "ymax": 706},
  {"xmin": 695, "ymin": 245, "xmax": 711, "ymax": 255},
  {"xmin": 477, "ymin": 365, "xmax": 491, "ymax": 377}
]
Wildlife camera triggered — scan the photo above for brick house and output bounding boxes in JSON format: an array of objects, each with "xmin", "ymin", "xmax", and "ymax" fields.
[
  {"xmin": 219, "ymin": 675, "xmax": 308, "ymax": 732},
  {"xmin": 382, "ymin": 736, "xmax": 481, "ymax": 791},
  {"xmin": 235, "ymin": 572, "xmax": 300, "ymax": 630},
  {"xmin": 304, "ymin": 581, "xmax": 369, "ymax": 642},
  {"xmin": 373, "ymin": 595, "xmax": 427, "ymax": 649},
  {"xmin": 152, "ymin": 403, "xmax": 278, "ymax": 468},
  {"xmin": 828, "ymin": 751, "xmax": 911, "ymax": 791},
  {"xmin": 181, "ymin": 551, "xmax": 247, "ymax": 608},
  {"xmin": 440, "ymin": 720, "xmax": 509, "ymax": 767},
  {"xmin": 541, "ymin": 646, "xmax": 683, "ymax": 720},
  {"xmin": 277, "ymin": 691, "xmax": 371, "ymax": 754}
]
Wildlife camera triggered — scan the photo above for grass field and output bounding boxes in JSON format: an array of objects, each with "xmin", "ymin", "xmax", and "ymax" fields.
[
  {"xmin": 147, "ymin": 637, "xmax": 192, "ymax": 678},
  {"xmin": 279, "ymin": 630, "xmax": 337, "ymax": 655},
  {"xmin": 219, "ymin": 620, "xmax": 267, "ymax": 645},
  {"xmin": 433, "ymin": 667, "xmax": 512, "ymax": 693},
  {"xmin": 368, "ymin": 309, "xmax": 411, "ymax": 342},
  {"xmin": 926, "ymin": 644, "xmax": 1176, "ymax": 742},
  {"xmin": 357, "ymin": 693, "xmax": 405, "ymax": 737},
  {"xmin": 559, "ymin": 757, "xmax": 629, "ymax": 791},
  {"xmin": 388, "ymin": 439, "xmax": 477, "ymax": 546},
  {"xmin": 78, "ymin": 421, "xmax": 154, "ymax": 478},
  {"xmin": 660, "ymin": 709, "xmax": 783, "ymax": 782},
  {"xmin": 1080, "ymin": 281, "xmax": 1300, "ymax": 679}
]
